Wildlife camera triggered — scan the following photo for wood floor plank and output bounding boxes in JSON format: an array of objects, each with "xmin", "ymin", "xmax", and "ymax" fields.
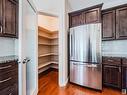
[{"xmin": 38, "ymin": 71, "xmax": 123, "ymax": 95}]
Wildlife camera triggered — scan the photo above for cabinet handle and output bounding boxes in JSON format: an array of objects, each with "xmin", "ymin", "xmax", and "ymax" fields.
[
  {"xmin": 104, "ymin": 65, "xmax": 117, "ymax": 68},
  {"xmin": 0, "ymin": 25, "xmax": 2, "ymax": 33},
  {"xmin": 9, "ymin": 93, "xmax": 12, "ymax": 95},
  {"xmin": 0, "ymin": 77, "xmax": 12, "ymax": 83},
  {"xmin": 119, "ymin": 67, "xmax": 121, "ymax": 73},
  {"xmin": 108, "ymin": 59, "xmax": 113, "ymax": 62},
  {"xmin": 0, "ymin": 65, "xmax": 12, "ymax": 70}
]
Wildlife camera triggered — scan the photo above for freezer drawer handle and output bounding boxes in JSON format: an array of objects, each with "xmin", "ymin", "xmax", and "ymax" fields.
[{"xmin": 73, "ymin": 63, "xmax": 97, "ymax": 67}]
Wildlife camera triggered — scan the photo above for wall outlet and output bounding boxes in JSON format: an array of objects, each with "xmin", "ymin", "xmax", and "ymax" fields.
[{"xmin": 122, "ymin": 89, "xmax": 126, "ymax": 94}]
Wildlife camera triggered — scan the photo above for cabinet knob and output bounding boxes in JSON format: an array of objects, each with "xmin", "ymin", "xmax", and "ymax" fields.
[
  {"xmin": 119, "ymin": 67, "xmax": 121, "ymax": 73},
  {"xmin": 0, "ymin": 25, "xmax": 2, "ymax": 33}
]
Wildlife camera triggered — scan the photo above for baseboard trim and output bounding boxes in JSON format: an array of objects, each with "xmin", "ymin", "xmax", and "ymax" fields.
[{"xmin": 39, "ymin": 67, "xmax": 58, "ymax": 77}]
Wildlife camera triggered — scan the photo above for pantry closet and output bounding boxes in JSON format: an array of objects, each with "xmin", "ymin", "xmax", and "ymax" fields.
[{"xmin": 38, "ymin": 14, "xmax": 59, "ymax": 73}]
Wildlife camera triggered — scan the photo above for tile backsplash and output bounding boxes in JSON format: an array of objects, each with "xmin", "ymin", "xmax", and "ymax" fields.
[
  {"xmin": 0, "ymin": 37, "xmax": 15, "ymax": 57},
  {"xmin": 102, "ymin": 40, "xmax": 127, "ymax": 57}
]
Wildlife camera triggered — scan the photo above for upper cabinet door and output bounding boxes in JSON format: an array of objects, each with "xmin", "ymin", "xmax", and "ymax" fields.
[
  {"xmin": 69, "ymin": 13, "xmax": 83, "ymax": 28},
  {"xmin": 116, "ymin": 7, "xmax": 127, "ymax": 39},
  {"xmin": 0, "ymin": 0, "xmax": 3, "ymax": 34},
  {"xmin": 85, "ymin": 8, "xmax": 101, "ymax": 24},
  {"xmin": 69, "ymin": 4, "xmax": 102, "ymax": 28},
  {"xmin": 3, "ymin": 0, "xmax": 18, "ymax": 37},
  {"xmin": 102, "ymin": 10, "xmax": 116, "ymax": 40}
]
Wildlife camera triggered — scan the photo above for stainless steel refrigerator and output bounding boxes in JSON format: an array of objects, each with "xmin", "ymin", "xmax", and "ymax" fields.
[{"xmin": 69, "ymin": 23, "xmax": 102, "ymax": 90}]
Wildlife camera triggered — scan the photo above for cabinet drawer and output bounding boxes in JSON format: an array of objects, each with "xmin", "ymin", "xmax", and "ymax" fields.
[
  {"xmin": 122, "ymin": 58, "xmax": 127, "ymax": 67},
  {"xmin": 102, "ymin": 57, "xmax": 121, "ymax": 65},
  {"xmin": 0, "ymin": 69, "xmax": 18, "ymax": 90},
  {"xmin": 0, "ymin": 83, "xmax": 18, "ymax": 95},
  {"xmin": 0, "ymin": 61, "xmax": 18, "ymax": 74}
]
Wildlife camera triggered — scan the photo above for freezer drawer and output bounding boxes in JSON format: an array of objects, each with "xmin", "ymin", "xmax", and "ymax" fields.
[{"xmin": 70, "ymin": 61, "xmax": 102, "ymax": 90}]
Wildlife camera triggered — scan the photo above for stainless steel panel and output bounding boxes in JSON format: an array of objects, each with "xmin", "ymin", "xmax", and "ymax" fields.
[{"xmin": 70, "ymin": 61, "xmax": 102, "ymax": 90}]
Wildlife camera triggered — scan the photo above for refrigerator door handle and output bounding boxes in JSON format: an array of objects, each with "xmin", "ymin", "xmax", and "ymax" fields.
[
  {"xmin": 73, "ymin": 30, "xmax": 75, "ymax": 60},
  {"xmin": 73, "ymin": 63, "xmax": 98, "ymax": 68},
  {"xmin": 70, "ymin": 32, "xmax": 73, "ymax": 58}
]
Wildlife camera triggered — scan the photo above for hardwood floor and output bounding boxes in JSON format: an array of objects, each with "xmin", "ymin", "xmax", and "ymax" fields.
[{"xmin": 38, "ymin": 70, "xmax": 123, "ymax": 95}]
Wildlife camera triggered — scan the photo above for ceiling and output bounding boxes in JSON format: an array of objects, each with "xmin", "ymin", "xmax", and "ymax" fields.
[
  {"xmin": 68, "ymin": 0, "xmax": 127, "ymax": 12},
  {"xmin": 34, "ymin": 0, "xmax": 127, "ymax": 15}
]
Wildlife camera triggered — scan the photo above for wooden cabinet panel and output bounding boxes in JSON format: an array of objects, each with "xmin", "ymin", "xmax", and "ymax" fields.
[
  {"xmin": 102, "ymin": 57, "xmax": 121, "ymax": 66},
  {"xmin": 110, "ymin": 66, "xmax": 121, "ymax": 88},
  {"xmin": 69, "ymin": 4, "xmax": 102, "ymax": 28},
  {"xmin": 0, "ymin": 61, "xmax": 18, "ymax": 95},
  {"xmin": 122, "ymin": 58, "xmax": 127, "ymax": 90},
  {"xmin": 0, "ymin": 83, "xmax": 18, "ymax": 95},
  {"xmin": 85, "ymin": 8, "xmax": 101, "ymax": 23},
  {"xmin": 3, "ymin": 0, "xmax": 18, "ymax": 37},
  {"xmin": 102, "ymin": 10, "xmax": 116, "ymax": 40},
  {"xmin": 103, "ymin": 65, "xmax": 111, "ymax": 84},
  {"xmin": 0, "ymin": 0, "xmax": 3, "ymax": 33},
  {"xmin": 122, "ymin": 66, "xmax": 127, "ymax": 90},
  {"xmin": 69, "ymin": 13, "xmax": 83, "ymax": 27},
  {"xmin": 103, "ymin": 65, "xmax": 121, "ymax": 89},
  {"xmin": 116, "ymin": 7, "xmax": 127, "ymax": 39},
  {"xmin": 102, "ymin": 57, "xmax": 122, "ymax": 89},
  {"xmin": 0, "ymin": 0, "xmax": 18, "ymax": 38}
]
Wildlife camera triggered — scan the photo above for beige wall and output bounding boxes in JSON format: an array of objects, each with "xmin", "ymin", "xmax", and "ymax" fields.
[{"xmin": 38, "ymin": 15, "xmax": 59, "ymax": 31}]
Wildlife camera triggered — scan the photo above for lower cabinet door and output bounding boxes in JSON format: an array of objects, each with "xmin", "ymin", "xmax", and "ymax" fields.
[
  {"xmin": 103, "ymin": 65, "xmax": 121, "ymax": 89},
  {"xmin": 0, "ymin": 83, "xmax": 18, "ymax": 95},
  {"xmin": 122, "ymin": 66, "xmax": 127, "ymax": 90}
]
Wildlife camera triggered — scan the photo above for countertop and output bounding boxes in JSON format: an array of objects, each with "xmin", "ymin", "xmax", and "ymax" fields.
[
  {"xmin": 0, "ymin": 55, "xmax": 18, "ymax": 64},
  {"xmin": 102, "ymin": 53, "xmax": 127, "ymax": 58}
]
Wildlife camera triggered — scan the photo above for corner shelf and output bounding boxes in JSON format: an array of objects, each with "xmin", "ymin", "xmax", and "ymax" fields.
[
  {"xmin": 38, "ymin": 61, "xmax": 58, "ymax": 69},
  {"xmin": 38, "ymin": 43, "xmax": 58, "ymax": 46},
  {"xmin": 38, "ymin": 26, "xmax": 59, "ymax": 72},
  {"xmin": 38, "ymin": 34, "xmax": 58, "ymax": 39},
  {"xmin": 38, "ymin": 62, "xmax": 52, "ymax": 69},
  {"xmin": 39, "ymin": 53, "xmax": 58, "ymax": 58}
]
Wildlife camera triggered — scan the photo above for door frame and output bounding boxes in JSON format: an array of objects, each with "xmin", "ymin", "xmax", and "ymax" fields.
[
  {"xmin": 38, "ymin": 10, "xmax": 69, "ymax": 87},
  {"xmin": 18, "ymin": 0, "xmax": 38, "ymax": 95}
]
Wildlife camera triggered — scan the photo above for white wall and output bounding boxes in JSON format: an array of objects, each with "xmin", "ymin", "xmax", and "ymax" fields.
[
  {"xmin": 38, "ymin": 15, "xmax": 59, "ymax": 31},
  {"xmin": 59, "ymin": 0, "xmax": 69, "ymax": 87},
  {"xmin": 34, "ymin": 0, "xmax": 61, "ymax": 16},
  {"xmin": 0, "ymin": 37, "xmax": 16, "ymax": 57},
  {"xmin": 68, "ymin": 0, "xmax": 127, "ymax": 12}
]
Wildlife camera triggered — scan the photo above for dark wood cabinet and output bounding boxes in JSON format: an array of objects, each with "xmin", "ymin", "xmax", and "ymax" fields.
[
  {"xmin": 122, "ymin": 58, "xmax": 127, "ymax": 90},
  {"xmin": 102, "ymin": 10, "xmax": 116, "ymax": 40},
  {"xmin": 69, "ymin": 4, "xmax": 102, "ymax": 28},
  {"xmin": 0, "ymin": 61, "xmax": 18, "ymax": 95},
  {"xmin": 116, "ymin": 7, "xmax": 127, "ymax": 39},
  {"xmin": 122, "ymin": 66, "xmax": 127, "ymax": 90},
  {"xmin": 0, "ymin": 0, "xmax": 18, "ymax": 38},
  {"xmin": 103, "ymin": 65, "xmax": 121, "ymax": 89},
  {"xmin": 0, "ymin": 83, "xmax": 18, "ymax": 95},
  {"xmin": 102, "ymin": 57, "xmax": 122, "ymax": 89},
  {"xmin": 69, "ymin": 12, "xmax": 83, "ymax": 27},
  {"xmin": 85, "ymin": 8, "xmax": 101, "ymax": 24},
  {"xmin": 102, "ymin": 4, "xmax": 127, "ymax": 40}
]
